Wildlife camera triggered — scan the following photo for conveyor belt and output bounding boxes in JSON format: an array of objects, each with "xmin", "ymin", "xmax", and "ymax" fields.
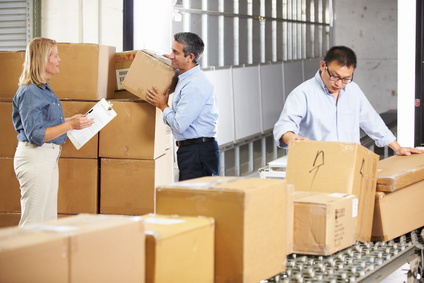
[{"xmin": 264, "ymin": 227, "xmax": 424, "ymax": 282}]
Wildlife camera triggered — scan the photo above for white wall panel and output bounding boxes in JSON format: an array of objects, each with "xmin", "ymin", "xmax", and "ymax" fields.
[
  {"xmin": 283, "ymin": 61, "xmax": 304, "ymax": 96},
  {"xmin": 260, "ymin": 63, "xmax": 284, "ymax": 131},
  {"xmin": 204, "ymin": 68, "xmax": 235, "ymax": 146},
  {"xmin": 232, "ymin": 65, "xmax": 262, "ymax": 140},
  {"xmin": 303, "ymin": 59, "xmax": 321, "ymax": 81}
]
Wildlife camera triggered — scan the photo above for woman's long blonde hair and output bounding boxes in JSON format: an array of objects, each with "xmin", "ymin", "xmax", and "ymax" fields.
[{"xmin": 19, "ymin": 37, "xmax": 57, "ymax": 86}]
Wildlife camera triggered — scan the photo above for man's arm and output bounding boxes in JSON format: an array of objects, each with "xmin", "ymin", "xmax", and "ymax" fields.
[
  {"xmin": 281, "ymin": 131, "xmax": 309, "ymax": 145},
  {"xmin": 388, "ymin": 140, "xmax": 424, "ymax": 156}
]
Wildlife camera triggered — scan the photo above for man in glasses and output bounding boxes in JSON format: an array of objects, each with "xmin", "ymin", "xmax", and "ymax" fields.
[{"xmin": 273, "ymin": 45, "xmax": 422, "ymax": 156}]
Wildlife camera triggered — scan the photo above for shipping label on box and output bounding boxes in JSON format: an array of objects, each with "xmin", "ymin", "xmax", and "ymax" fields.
[
  {"xmin": 285, "ymin": 140, "xmax": 378, "ymax": 242},
  {"xmin": 142, "ymin": 214, "xmax": 214, "ymax": 283},
  {"xmin": 377, "ymin": 153, "xmax": 424, "ymax": 192},
  {"xmin": 292, "ymin": 191, "xmax": 358, "ymax": 256},
  {"xmin": 121, "ymin": 50, "xmax": 177, "ymax": 101},
  {"xmin": 115, "ymin": 50, "xmax": 138, "ymax": 90},
  {"xmin": 156, "ymin": 176, "xmax": 288, "ymax": 283}
]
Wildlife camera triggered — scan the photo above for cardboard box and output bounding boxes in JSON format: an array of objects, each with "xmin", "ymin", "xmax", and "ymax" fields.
[
  {"xmin": 0, "ymin": 102, "xmax": 18, "ymax": 158},
  {"xmin": 60, "ymin": 100, "xmax": 99, "ymax": 158},
  {"xmin": 0, "ymin": 157, "xmax": 21, "ymax": 213},
  {"xmin": 143, "ymin": 214, "xmax": 214, "ymax": 283},
  {"xmin": 0, "ymin": 51, "xmax": 25, "ymax": 101},
  {"xmin": 49, "ymin": 43, "xmax": 115, "ymax": 100},
  {"xmin": 372, "ymin": 180, "xmax": 424, "ymax": 241},
  {"xmin": 0, "ymin": 213, "xmax": 20, "ymax": 228},
  {"xmin": 100, "ymin": 150, "xmax": 173, "ymax": 215},
  {"xmin": 58, "ymin": 158, "xmax": 98, "ymax": 214},
  {"xmin": 122, "ymin": 50, "xmax": 177, "ymax": 101},
  {"xmin": 156, "ymin": 177, "xmax": 288, "ymax": 283},
  {"xmin": 377, "ymin": 153, "xmax": 424, "ymax": 192},
  {"xmin": 113, "ymin": 90, "xmax": 142, "ymax": 100},
  {"xmin": 29, "ymin": 214, "xmax": 145, "ymax": 283},
  {"xmin": 0, "ymin": 226, "xmax": 69, "ymax": 283},
  {"xmin": 292, "ymin": 191, "xmax": 358, "ymax": 255},
  {"xmin": 99, "ymin": 100, "xmax": 171, "ymax": 159},
  {"xmin": 285, "ymin": 140, "xmax": 379, "ymax": 242},
  {"xmin": 115, "ymin": 50, "xmax": 138, "ymax": 90}
]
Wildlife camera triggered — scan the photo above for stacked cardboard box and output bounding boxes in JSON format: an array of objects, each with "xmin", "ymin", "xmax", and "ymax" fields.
[
  {"xmin": 285, "ymin": 140, "xmax": 379, "ymax": 243},
  {"xmin": 0, "ymin": 214, "xmax": 145, "ymax": 283},
  {"xmin": 372, "ymin": 153, "xmax": 424, "ymax": 241},
  {"xmin": 156, "ymin": 176, "xmax": 289, "ymax": 283}
]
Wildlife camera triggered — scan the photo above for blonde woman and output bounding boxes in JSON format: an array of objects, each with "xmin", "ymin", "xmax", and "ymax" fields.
[{"xmin": 12, "ymin": 37, "xmax": 94, "ymax": 226}]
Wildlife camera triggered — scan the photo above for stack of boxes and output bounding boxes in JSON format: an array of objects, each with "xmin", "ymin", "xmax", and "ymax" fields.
[
  {"xmin": 372, "ymin": 153, "xmax": 424, "ymax": 241},
  {"xmin": 0, "ymin": 43, "xmax": 174, "ymax": 225}
]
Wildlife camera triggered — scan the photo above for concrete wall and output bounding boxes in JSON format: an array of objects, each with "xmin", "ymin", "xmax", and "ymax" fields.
[{"xmin": 333, "ymin": 0, "xmax": 397, "ymax": 114}]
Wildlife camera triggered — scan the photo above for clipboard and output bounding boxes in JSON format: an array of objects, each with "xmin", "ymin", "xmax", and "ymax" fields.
[{"xmin": 67, "ymin": 99, "xmax": 117, "ymax": 150}]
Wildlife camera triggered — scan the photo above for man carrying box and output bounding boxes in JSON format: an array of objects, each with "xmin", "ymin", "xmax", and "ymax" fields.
[
  {"xmin": 273, "ymin": 45, "xmax": 423, "ymax": 156},
  {"xmin": 146, "ymin": 32, "xmax": 220, "ymax": 181}
]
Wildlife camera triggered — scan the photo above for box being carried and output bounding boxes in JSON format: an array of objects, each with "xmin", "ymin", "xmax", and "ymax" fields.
[
  {"xmin": 285, "ymin": 140, "xmax": 379, "ymax": 242},
  {"xmin": 121, "ymin": 50, "xmax": 178, "ymax": 101},
  {"xmin": 292, "ymin": 191, "xmax": 358, "ymax": 256},
  {"xmin": 142, "ymin": 214, "xmax": 214, "ymax": 283},
  {"xmin": 156, "ymin": 176, "xmax": 289, "ymax": 283}
]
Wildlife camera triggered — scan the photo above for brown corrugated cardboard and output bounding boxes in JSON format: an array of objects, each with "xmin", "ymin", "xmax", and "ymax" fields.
[
  {"xmin": 0, "ymin": 51, "xmax": 25, "ymax": 101},
  {"xmin": 49, "ymin": 43, "xmax": 115, "ymax": 100},
  {"xmin": 292, "ymin": 191, "xmax": 358, "ymax": 256},
  {"xmin": 372, "ymin": 180, "xmax": 424, "ymax": 241},
  {"xmin": 30, "ymin": 214, "xmax": 145, "ymax": 283},
  {"xmin": 100, "ymin": 150, "xmax": 173, "ymax": 215},
  {"xmin": 0, "ymin": 226, "xmax": 69, "ymax": 283},
  {"xmin": 99, "ymin": 100, "xmax": 171, "ymax": 159},
  {"xmin": 377, "ymin": 153, "xmax": 424, "ymax": 192},
  {"xmin": 0, "ymin": 102, "xmax": 18, "ymax": 158},
  {"xmin": 156, "ymin": 176, "xmax": 288, "ymax": 283},
  {"xmin": 121, "ymin": 50, "xmax": 177, "ymax": 101},
  {"xmin": 60, "ymin": 100, "xmax": 99, "ymax": 158},
  {"xmin": 58, "ymin": 158, "xmax": 98, "ymax": 214},
  {"xmin": 115, "ymin": 50, "xmax": 138, "ymax": 90},
  {"xmin": 0, "ymin": 213, "xmax": 20, "ymax": 228},
  {"xmin": 0, "ymin": 157, "xmax": 20, "ymax": 213},
  {"xmin": 285, "ymin": 140, "xmax": 379, "ymax": 242},
  {"xmin": 143, "ymin": 214, "xmax": 214, "ymax": 283}
]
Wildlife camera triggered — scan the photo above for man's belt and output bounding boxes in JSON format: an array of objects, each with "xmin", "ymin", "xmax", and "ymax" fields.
[{"xmin": 176, "ymin": 137, "xmax": 215, "ymax": 147}]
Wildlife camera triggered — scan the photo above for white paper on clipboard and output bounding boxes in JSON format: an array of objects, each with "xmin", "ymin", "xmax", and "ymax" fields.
[{"xmin": 67, "ymin": 99, "xmax": 117, "ymax": 150}]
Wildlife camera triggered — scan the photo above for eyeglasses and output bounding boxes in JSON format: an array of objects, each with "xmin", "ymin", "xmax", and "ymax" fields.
[{"xmin": 325, "ymin": 63, "xmax": 353, "ymax": 84}]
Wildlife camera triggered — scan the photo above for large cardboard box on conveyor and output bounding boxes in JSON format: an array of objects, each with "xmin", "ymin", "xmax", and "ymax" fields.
[
  {"xmin": 376, "ymin": 153, "xmax": 424, "ymax": 192},
  {"xmin": 372, "ymin": 179, "xmax": 424, "ymax": 241},
  {"xmin": 285, "ymin": 140, "xmax": 379, "ymax": 242},
  {"xmin": 156, "ymin": 176, "xmax": 289, "ymax": 283},
  {"xmin": 292, "ymin": 191, "xmax": 358, "ymax": 256},
  {"xmin": 49, "ymin": 43, "xmax": 116, "ymax": 101},
  {"xmin": 0, "ymin": 51, "xmax": 25, "ymax": 101},
  {"xmin": 121, "ymin": 50, "xmax": 178, "ymax": 101},
  {"xmin": 142, "ymin": 214, "xmax": 214, "ymax": 283}
]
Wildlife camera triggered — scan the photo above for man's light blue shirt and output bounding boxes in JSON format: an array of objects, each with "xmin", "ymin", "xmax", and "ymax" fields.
[
  {"xmin": 273, "ymin": 70, "xmax": 396, "ymax": 148},
  {"xmin": 163, "ymin": 65, "xmax": 218, "ymax": 141}
]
